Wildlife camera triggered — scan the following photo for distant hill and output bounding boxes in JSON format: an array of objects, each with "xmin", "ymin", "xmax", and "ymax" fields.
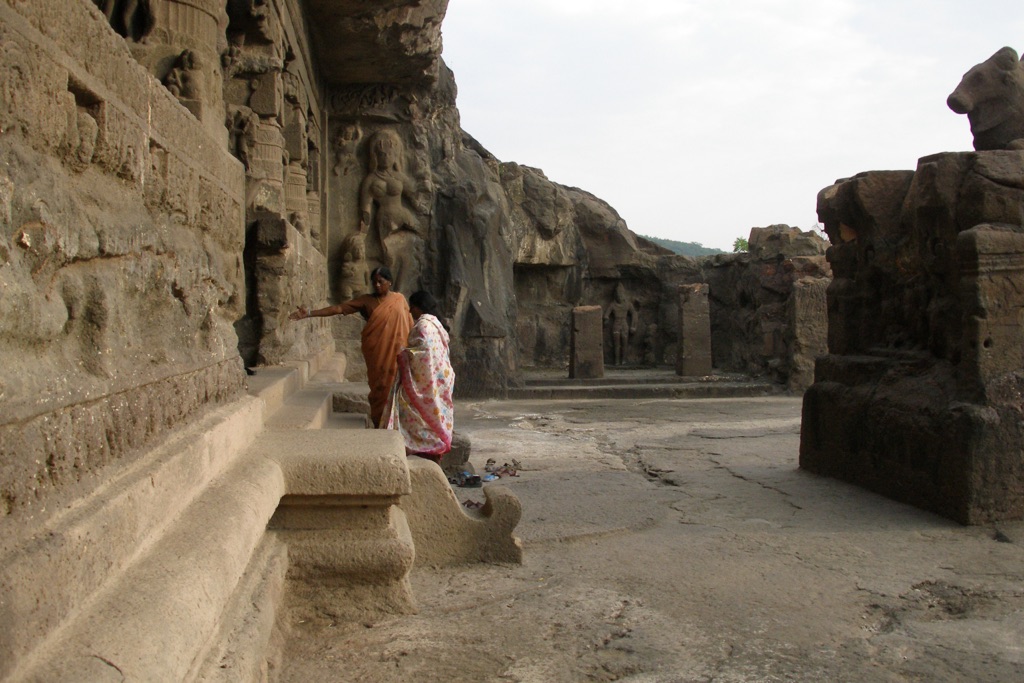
[{"xmin": 639, "ymin": 235, "xmax": 725, "ymax": 257}]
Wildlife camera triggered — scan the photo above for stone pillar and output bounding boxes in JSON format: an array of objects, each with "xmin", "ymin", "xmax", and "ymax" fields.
[
  {"xmin": 307, "ymin": 190, "xmax": 322, "ymax": 243},
  {"xmin": 285, "ymin": 162, "xmax": 309, "ymax": 233},
  {"xmin": 677, "ymin": 284, "xmax": 712, "ymax": 377},
  {"xmin": 788, "ymin": 277, "xmax": 829, "ymax": 392},
  {"xmin": 956, "ymin": 226, "xmax": 1024, "ymax": 401},
  {"xmin": 146, "ymin": 0, "xmax": 228, "ymax": 145},
  {"xmin": 250, "ymin": 120, "xmax": 286, "ymax": 214},
  {"xmin": 569, "ymin": 306, "xmax": 604, "ymax": 379}
]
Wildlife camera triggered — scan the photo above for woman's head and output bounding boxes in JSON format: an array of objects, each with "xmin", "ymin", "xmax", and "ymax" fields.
[
  {"xmin": 408, "ymin": 290, "xmax": 440, "ymax": 319},
  {"xmin": 370, "ymin": 266, "xmax": 393, "ymax": 296},
  {"xmin": 409, "ymin": 290, "xmax": 449, "ymax": 332}
]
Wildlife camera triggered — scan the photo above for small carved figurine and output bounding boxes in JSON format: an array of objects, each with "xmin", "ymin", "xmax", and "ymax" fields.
[
  {"xmin": 338, "ymin": 232, "xmax": 370, "ymax": 300},
  {"xmin": 165, "ymin": 50, "xmax": 202, "ymax": 101},
  {"xmin": 227, "ymin": 105, "xmax": 259, "ymax": 171},
  {"xmin": 332, "ymin": 122, "xmax": 361, "ymax": 176}
]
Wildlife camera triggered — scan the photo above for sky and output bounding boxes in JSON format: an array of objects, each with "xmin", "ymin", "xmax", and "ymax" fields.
[{"xmin": 439, "ymin": 0, "xmax": 1024, "ymax": 252}]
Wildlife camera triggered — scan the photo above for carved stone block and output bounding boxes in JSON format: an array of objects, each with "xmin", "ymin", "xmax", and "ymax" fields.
[
  {"xmin": 677, "ymin": 284, "xmax": 712, "ymax": 377},
  {"xmin": 249, "ymin": 72, "xmax": 282, "ymax": 119}
]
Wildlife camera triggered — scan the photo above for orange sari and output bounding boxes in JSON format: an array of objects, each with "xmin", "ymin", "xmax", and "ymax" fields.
[{"xmin": 362, "ymin": 291, "xmax": 412, "ymax": 427}]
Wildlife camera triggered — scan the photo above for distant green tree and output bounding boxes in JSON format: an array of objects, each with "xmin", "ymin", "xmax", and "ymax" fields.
[
  {"xmin": 733, "ymin": 237, "xmax": 749, "ymax": 252},
  {"xmin": 638, "ymin": 235, "xmax": 724, "ymax": 257}
]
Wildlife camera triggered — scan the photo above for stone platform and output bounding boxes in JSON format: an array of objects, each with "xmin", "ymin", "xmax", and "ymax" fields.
[{"xmin": 510, "ymin": 367, "xmax": 782, "ymax": 400}]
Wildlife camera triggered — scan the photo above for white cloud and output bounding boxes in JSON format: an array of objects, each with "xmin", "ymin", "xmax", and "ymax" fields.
[{"xmin": 442, "ymin": 0, "xmax": 1024, "ymax": 250}]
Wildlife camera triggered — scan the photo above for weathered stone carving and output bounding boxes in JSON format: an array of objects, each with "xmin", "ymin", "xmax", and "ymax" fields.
[
  {"xmin": 802, "ymin": 148, "xmax": 1024, "ymax": 524},
  {"xmin": 947, "ymin": 47, "xmax": 1024, "ymax": 151},
  {"xmin": 331, "ymin": 85, "xmax": 407, "ymax": 121},
  {"xmin": 702, "ymin": 226, "xmax": 829, "ymax": 383},
  {"xmin": 164, "ymin": 49, "xmax": 205, "ymax": 120},
  {"xmin": 61, "ymin": 92, "xmax": 99, "ymax": 172},
  {"xmin": 604, "ymin": 283, "xmax": 637, "ymax": 366},
  {"xmin": 332, "ymin": 121, "xmax": 362, "ymax": 176},
  {"xmin": 643, "ymin": 323, "xmax": 659, "ymax": 366},
  {"xmin": 359, "ymin": 129, "xmax": 426, "ymax": 293},
  {"xmin": 227, "ymin": 104, "xmax": 258, "ymax": 171},
  {"xmin": 338, "ymin": 231, "xmax": 370, "ymax": 300}
]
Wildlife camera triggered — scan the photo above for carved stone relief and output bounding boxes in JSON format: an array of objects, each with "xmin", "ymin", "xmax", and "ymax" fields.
[
  {"xmin": 358, "ymin": 128, "xmax": 427, "ymax": 293},
  {"xmin": 604, "ymin": 282, "xmax": 638, "ymax": 366},
  {"xmin": 338, "ymin": 231, "xmax": 370, "ymax": 300}
]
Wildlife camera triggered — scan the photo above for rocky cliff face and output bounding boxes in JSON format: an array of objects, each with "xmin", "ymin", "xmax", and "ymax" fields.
[{"xmin": 1, "ymin": 0, "xmax": 248, "ymax": 527}]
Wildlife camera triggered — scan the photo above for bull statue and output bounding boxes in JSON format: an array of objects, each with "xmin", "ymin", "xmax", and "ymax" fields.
[{"xmin": 947, "ymin": 46, "xmax": 1024, "ymax": 151}]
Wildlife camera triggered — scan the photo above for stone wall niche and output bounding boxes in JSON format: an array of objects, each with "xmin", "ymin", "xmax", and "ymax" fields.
[{"xmin": 800, "ymin": 150, "xmax": 1024, "ymax": 524}]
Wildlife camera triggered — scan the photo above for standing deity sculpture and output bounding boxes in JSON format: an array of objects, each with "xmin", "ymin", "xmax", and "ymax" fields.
[
  {"xmin": 332, "ymin": 122, "xmax": 361, "ymax": 176},
  {"xmin": 358, "ymin": 129, "xmax": 426, "ymax": 293},
  {"xmin": 605, "ymin": 283, "xmax": 638, "ymax": 366},
  {"xmin": 338, "ymin": 231, "xmax": 370, "ymax": 300}
]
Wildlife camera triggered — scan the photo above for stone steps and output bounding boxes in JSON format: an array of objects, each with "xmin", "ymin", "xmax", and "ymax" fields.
[
  {"xmin": 5, "ymin": 352, "xmax": 523, "ymax": 681},
  {"xmin": 509, "ymin": 379, "xmax": 780, "ymax": 400},
  {"xmin": 4, "ymin": 397, "xmax": 278, "ymax": 681}
]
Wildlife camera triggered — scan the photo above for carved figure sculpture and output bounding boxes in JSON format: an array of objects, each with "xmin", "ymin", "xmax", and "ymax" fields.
[
  {"xmin": 332, "ymin": 122, "xmax": 361, "ymax": 176},
  {"xmin": 227, "ymin": 105, "xmax": 259, "ymax": 171},
  {"xmin": 947, "ymin": 46, "xmax": 1024, "ymax": 151},
  {"xmin": 165, "ymin": 50, "xmax": 203, "ymax": 101},
  {"xmin": 338, "ymin": 231, "xmax": 370, "ymax": 300},
  {"xmin": 604, "ymin": 283, "xmax": 638, "ymax": 366},
  {"xmin": 359, "ymin": 129, "xmax": 425, "ymax": 293}
]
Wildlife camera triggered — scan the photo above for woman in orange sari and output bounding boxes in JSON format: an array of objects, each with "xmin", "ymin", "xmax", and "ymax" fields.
[{"xmin": 289, "ymin": 266, "xmax": 412, "ymax": 427}]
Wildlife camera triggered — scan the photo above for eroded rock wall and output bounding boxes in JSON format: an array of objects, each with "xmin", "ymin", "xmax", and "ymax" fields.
[
  {"xmin": 703, "ymin": 226, "xmax": 830, "ymax": 389},
  {"xmin": 0, "ymin": 0, "xmax": 245, "ymax": 542}
]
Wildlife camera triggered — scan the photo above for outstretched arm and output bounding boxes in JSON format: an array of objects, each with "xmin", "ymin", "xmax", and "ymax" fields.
[{"xmin": 289, "ymin": 297, "xmax": 365, "ymax": 321}]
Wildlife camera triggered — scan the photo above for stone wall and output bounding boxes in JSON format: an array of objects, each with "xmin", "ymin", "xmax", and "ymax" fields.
[
  {"xmin": 801, "ymin": 151, "xmax": 1024, "ymax": 523},
  {"xmin": 703, "ymin": 226, "xmax": 830, "ymax": 390},
  {"xmin": 1, "ymin": 0, "xmax": 245, "ymax": 538},
  {"xmin": 224, "ymin": 0, "xmax": 332, "ymax": 367}
]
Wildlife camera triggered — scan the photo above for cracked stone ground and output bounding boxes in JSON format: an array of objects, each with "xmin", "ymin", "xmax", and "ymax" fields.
[{"xmin": 280, "ymin": 396, "xmax": 1024, "ymax": 682}]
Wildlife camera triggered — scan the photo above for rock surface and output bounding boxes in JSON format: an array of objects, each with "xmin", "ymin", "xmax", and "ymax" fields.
[
  {"xmin": 279, "ymin": 395, "xmax": 1024, "ymax": 681},
  {"xmin": 804, "ymin": 151, "xmax": 1024, "ymax": 523}
]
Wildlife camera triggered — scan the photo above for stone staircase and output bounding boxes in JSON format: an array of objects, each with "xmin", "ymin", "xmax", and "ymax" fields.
[{"xmin": 4, "ymin": 353, "xmax": 521, "ymax": 682}]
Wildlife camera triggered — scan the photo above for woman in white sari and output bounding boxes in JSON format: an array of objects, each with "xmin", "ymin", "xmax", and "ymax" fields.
[{"xmin": 384, "ymin": 291, "xmax": 455, "ymax": 461}]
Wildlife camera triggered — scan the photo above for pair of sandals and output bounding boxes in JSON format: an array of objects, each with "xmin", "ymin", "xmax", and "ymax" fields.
[{"xmin": 484, "ymin": 458, "xmax": 522, "ymax": 478}]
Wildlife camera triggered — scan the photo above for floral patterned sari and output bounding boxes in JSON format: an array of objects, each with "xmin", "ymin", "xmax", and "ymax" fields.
[{"xmin": 384, "ymin": 314, "xmax": 454, "ymax": 455}]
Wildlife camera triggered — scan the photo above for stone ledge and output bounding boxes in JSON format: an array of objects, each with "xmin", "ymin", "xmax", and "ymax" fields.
[
  {"xmin": 401, "ymin": 458, "xmax": 523, "ymax": 567},
  {"xmin": 10, "ymin": 452, "xmax": 286, "ymax": 682},
  {"xmin": 0, "ymin": 395, "xmax": 264, "ymax": 679},
  {"xmin": 255, "ymin": 429, "xmax": 411, "ymax": 497}
]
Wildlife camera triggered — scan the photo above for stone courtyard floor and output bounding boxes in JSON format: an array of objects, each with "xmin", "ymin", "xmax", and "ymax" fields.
[{"xmin": 280, "ymin": 395, "xmax": 1024, "ymax": 682}]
